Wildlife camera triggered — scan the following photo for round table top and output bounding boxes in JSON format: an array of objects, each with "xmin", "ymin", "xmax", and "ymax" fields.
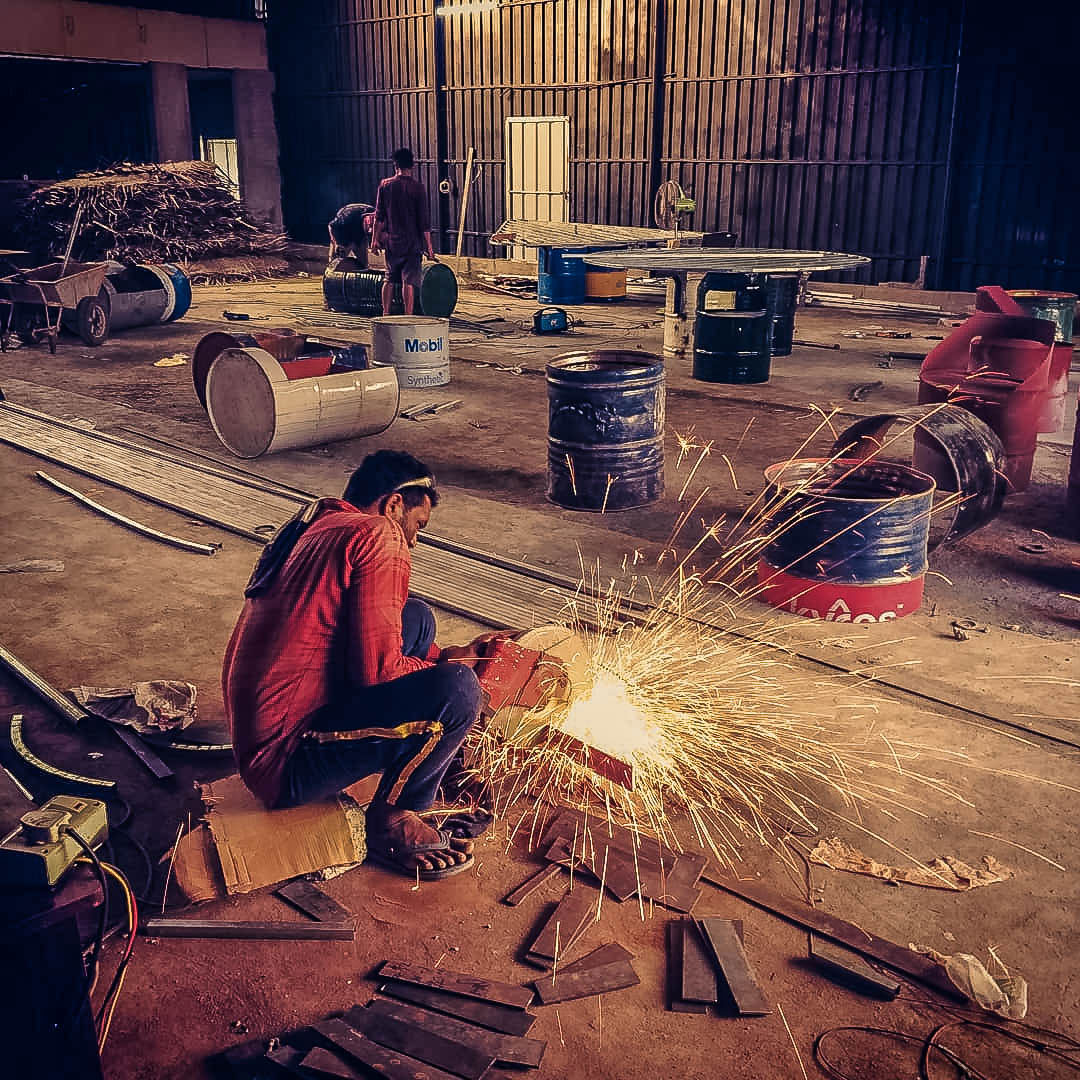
[{"xmin": 564, "ymin": 247, "xmax": 871, "ymax": 274}]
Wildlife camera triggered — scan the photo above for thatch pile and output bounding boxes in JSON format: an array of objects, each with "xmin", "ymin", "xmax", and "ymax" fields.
[{"xmin": 17, "ymin": 161, "xmax": 288, "ymax": 269}]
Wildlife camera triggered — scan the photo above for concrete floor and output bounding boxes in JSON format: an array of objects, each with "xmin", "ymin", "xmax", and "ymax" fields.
[{"xmin": 0, "ymin": 276, "xmax": 1077, "ymax": 1078}]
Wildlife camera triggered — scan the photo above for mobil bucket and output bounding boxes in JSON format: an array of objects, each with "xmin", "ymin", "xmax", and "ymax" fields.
[
  {"xmin": 372, "ymin": 316, "xmax": 451, "ymax": 388},
  {"xmin": 757, "ymin": 458, "xmax": 936, "ymax": 621},
  {"xmin": 546, "ymin": 349, "xmax": 665, "ymax": 511}
]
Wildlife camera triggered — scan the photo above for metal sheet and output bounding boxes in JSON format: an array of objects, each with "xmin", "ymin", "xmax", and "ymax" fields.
[
  {"xmin": 562, "ymin": 248, "xmax": 871, "ymax": 273},
  {"xmin": 491, "ymin": 219, "xmax": 702, "ymax": 249}
]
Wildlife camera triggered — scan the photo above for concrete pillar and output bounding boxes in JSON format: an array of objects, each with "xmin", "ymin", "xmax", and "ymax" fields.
[
  {"xmin": 232, "ymin": 69, "xmax": 283, "ymax": 227},
  {"xmin": 150, "ymin": 62, "xmax": 193, "ymax": 163}
]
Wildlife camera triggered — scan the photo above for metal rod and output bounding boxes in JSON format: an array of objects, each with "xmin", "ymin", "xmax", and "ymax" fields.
[
  {"xmin": 455, "ymin": 147, "xmax": 475, "ymax": 260},
  {"xmin": 0, "ymin": 646, "xmax": 88, "ymax": 726},
  {"xmin": 142, "ymin": 918, "xmax": 356, "ymax": 941},
  {"xmin": 9, "ymin": 715, "xmax": 117, "ymax": 791},
  {"xmin": 36, "ymin": 471, "xmax": 221, "ymax": 556}
]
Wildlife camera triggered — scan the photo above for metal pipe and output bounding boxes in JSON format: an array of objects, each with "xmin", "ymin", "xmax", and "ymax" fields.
[
  {"xmin": 933, "ymin": 0, "xmax": 966, "ymax": 290},
  {"xmin": 36, "ymin": 471, "xmax": 221, "ymax": 556},
  {"xmin": 142, "ymin": 918, "xmax": 356, "ymax": 941}
]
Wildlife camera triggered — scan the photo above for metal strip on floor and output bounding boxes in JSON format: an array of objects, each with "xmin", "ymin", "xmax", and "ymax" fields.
[{"xmin": 0, "ymin": 399, "xmax": 578, "ymax": 630}]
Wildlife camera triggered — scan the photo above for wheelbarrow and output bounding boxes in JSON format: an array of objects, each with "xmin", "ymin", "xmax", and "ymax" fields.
[{"xmin": 0, "ymin": 260, "xmax": 110, "ymax": 353}]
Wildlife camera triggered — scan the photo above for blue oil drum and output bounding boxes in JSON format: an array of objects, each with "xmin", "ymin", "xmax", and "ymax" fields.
[
  {"xmin": 762, "ymin": 458, "xmax": 935, "ymax": 582},
  {"xmin": 97, "ymin": 262, "xmax": 191, "ymax": 329},
  {"xmin": 546, "ymin": 349, "xmax": 665, "ymax": 511},
  {"xmin": 538, "ymin": 247, "xmax": 588, "ymax": 305}
]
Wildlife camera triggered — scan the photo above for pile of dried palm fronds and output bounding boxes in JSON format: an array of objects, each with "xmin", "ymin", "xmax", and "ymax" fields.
[{"xmin": 17, "ymin": 161, "xmax": 288, "ymax": 265}]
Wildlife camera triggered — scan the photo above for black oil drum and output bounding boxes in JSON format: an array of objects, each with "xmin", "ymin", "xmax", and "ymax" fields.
[
  {"xmin": 696, "ymin": 271, "xmax": 766, "ymax": 313},
  {"xmin": 764, "ymin": 273, "xmax": 799, "ymax": 356},
  {"xmin": 546, "ymin": 350, "xmax": 665, "ymax": 511},
  {"xmin": 693, "ymin": 310, "xmax": 772, "ymax": 383},
  {"xmin": 323, "ymin": 258, "xmax": 458, "ymax": 318}
]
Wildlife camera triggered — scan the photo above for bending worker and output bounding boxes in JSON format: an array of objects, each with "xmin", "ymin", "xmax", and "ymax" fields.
[
  {"xmin": 223, "ymin": 450, "xmax": 500, "ymax": 880},
  {"xmin": 327, "ymin": 201, "xmax": 374, "ymax": 265},
  {"xmin": 371, "ymin": 147, "xmax": 435, "ymax": 315}
]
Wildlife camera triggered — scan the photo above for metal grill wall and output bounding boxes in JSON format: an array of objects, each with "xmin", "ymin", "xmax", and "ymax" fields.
[{"xmin": 269, "ymin": 0, "xmax": 1079, "ymax": 292}]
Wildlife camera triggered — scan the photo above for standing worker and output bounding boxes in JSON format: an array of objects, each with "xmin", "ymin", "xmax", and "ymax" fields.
[
  {"xmin": 371, "ymin": 147, "xmax": 435, "ymax": 316},
  {"xmin": 327, "ymin": 201, "xmax": 374, "ymax": 265}
]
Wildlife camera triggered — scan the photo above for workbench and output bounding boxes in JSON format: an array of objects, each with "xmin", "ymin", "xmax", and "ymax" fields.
[{"xmin": 566, "ymin": 248, "xmax": 871, "ymax": 356}]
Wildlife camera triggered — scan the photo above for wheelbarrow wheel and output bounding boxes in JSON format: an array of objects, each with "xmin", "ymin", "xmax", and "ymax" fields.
[{"xmin": 76, "ymin": 296, "xmax": 109, "ymax": 346}]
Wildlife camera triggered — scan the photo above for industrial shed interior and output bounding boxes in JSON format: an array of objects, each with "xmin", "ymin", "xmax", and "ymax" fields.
[{"xmin": 0, "ymin": 2, "xmax": 1077, "ymax": 1079}]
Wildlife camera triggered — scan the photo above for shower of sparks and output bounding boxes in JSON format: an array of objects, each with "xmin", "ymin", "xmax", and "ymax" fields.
[{"xmin": 472, "ymin": 404, "xmax": 980, "ymax": 871}]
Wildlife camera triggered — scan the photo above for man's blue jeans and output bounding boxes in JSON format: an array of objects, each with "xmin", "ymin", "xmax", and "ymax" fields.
[{"xmin": 275, "ymin": 599, "xmax": 482, "ymax": 810}]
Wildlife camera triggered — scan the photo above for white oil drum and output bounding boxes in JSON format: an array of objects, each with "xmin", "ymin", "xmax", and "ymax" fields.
[
  {"xmin": 205, "ymin": 346, "xmax": 399, "ymax": 458},
  {"xmin": 371, "ymin": 316, "xmax": 451, "ymax": 388}
]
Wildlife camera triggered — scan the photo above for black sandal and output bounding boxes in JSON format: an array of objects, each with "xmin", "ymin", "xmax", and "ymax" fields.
[{"xmin": 366, "ymin": 828, "xmax": 474, "ymax": 881}]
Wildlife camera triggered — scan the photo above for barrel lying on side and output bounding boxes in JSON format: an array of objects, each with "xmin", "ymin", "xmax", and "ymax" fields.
[
  {"xmin": 205, "ymin": 346, "xmax": 398, "ymax": 458},
  {"xmin": 546, "ymin": 350, "xmax": 665, "ymax": 511}
]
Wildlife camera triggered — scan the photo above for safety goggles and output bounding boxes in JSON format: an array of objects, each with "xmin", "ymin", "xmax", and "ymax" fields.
[{"xmin": 392, "ymin": 476, "xmax": 437, "ymax": 495}]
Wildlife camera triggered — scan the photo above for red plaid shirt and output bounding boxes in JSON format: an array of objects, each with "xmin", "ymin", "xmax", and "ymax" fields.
[{"xmin": 223, "ymin": 499, "xmax": 435, "ymax": 806}]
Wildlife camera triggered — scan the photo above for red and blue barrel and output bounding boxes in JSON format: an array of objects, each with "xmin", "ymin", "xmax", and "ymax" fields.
[
  {"xmin": 546, "ymin": 349, "xmax": 665, "ymax": 511},
  {"xmin": 757, "ymin": 458, "xmax": 936, "ymax": 622}
]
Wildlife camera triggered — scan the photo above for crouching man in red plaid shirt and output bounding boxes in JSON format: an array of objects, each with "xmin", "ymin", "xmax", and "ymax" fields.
[{"xmin": 223, "ymin": 450, "xmax": 500, "ymax": 879}]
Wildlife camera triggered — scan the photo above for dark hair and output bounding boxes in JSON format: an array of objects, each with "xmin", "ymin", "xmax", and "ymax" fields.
[
  {"xmin": 343, "ymin": 450, "xmax": 439, "ymax": 511},
  {"xmin": 392, "ymin": 147, "xmax": 415, "ymax": 170}
]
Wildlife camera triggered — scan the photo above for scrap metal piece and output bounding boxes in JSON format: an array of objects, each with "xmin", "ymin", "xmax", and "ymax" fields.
[
  {"xmin": 1, "ymin": 645, "xmax": 87, "ymax": 725},
  {"xmin": 312, "ymin": 1019, "xmax": 458, "ymax": 1080},
  {"xmin": 809, "ymin": 936, "xmax": 901, "ymax": 1000},
  {"xmin": 667, "ymin": 921, "xmax": 709, "ymax": 1014},
  {"xmin": 142, "ymin": 917, "xmax": 355, "ymax": 941},
  {"xmin": 532, "ymin": 957, "xmax": 640, "ymax": 1005},
  {"xmin": 378, "ymin": 961, "xmax": 535, "ymax": 1010},
  {"xmin": 36, "ymin": 470, "xmax": 220, "ymax": 555},
  {"xmin": 340, "ymin": 1007, "xmax": 495, "ymax": 1080},
  {"xmin": 700, "ymin": 867, "xmax": 966, "ymax": 1001},
  {"xmin": 355, "ymin": 1001, "xmax": 546, "ymax": 1069},
  {"xmin": 559, "ymin": 942, "xmax": 635, "ymax": 975},
  {"xmin": 378, "ymin": 982, "xmax": 537, "ymax": 1037},
  {"xmin": 292, "ymin": 1047, "xmax": 358, "ymax": 1078},
  {"xmin": 275, "ymin": 879, "xmax": 353, "ymax": 923},
  {"xmin": 680, "ymin": 917, "xmax": 720, "ymax": 1005},
  {"xmin": 9, "ymin": 714, "xmax": 116, "ymax": 791},
  {"xmin": 502, "ymin": 863, "xmax": 564, "ymax": 906},
  {"xmin": 696, "ymin": 917, "xmax": 771, "ymax": 1016},
  {"xmin": 525, "ymin": 886, "xmax": 596, "ymax": 965},
  {"xmin": 109, "ymin": 723, "xmax": 174, "ymax": 781}
]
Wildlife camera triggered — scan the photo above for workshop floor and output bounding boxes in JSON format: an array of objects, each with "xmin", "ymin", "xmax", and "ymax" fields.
[{"xmin": 0, "ymin": 275, "xmax": 1077, "ymax": 1079}]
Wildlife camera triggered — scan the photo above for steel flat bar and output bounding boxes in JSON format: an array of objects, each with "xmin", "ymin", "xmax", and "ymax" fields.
[
  {"xmin": 0, "ymin": 644, "xmax": 88, "ymax": 725},
  {"xmin": 341, "ymin": 1006, "xmax": 494, "ymax": 1080},
  {"xmin": 312, "ymin": 1019, "xmax": 459, "ymax": 1080},
  {"xmin": 354, "ymin": 1001, "xmax": 545, "ymax": 1069},
  {"xmin": 378, "ymin": 961, "xmax": 535, "ymax": 1010},
  {"xmin": 293, "ymin": 1047, "xmax": 359, "ymax": 1078},
  {"xmin": 532, "ymin": 958, "xmax": 640, "ymax": 1004},
  {"xmin": 142, "ymin": 918, "xmax": 355, "ymax": 940},
  {"xmin": 275, "ymin": 880, "xmax": 353, "ymax": 923},
  {"xmin": 109, "ymin": 724, "xmax": 174, "ymax": 782},
  {"xmin": 502, "ymin": 863, "xmax": 564, "ymax": 906},
  {"xmin": 36, "ymin": 471, "xmax": 220, "ymax": 555},
  {"xmin": 526, "ymin": 886, "xmax": 597, "ymax": 963},
  {"xmin": 809, "ymin": 935, "xmax": 902, "ymax": 1000},
  {"xmin": 695, "ymin": 917, "xmax": 770, "ymax": 1016},
  {"xmin": 377, "ymin": 982, "xmax": 537, "ymax": 1037},
  {"xmin": 668, "ymin": 920, "xmax": 710, "ymax": 1014},
  {"xmin": 700, "ymin": 870, "xmax": 966, "ymax": 1000}
]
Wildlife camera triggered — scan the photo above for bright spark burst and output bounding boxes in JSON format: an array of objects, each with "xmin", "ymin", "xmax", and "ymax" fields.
[{"xmin": 473, "ymin": 406, "xmax": 977, "ymax": 870}]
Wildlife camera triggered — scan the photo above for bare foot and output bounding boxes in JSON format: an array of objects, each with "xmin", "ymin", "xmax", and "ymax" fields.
[{"xmin": 367, "ymin": 804, "xmax": 472, "ymax": 874}]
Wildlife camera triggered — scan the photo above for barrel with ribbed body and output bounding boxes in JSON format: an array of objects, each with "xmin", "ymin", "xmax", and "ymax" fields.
[
  {"xmin": 764, "ymin": 273, "xmax": 799, "ymax": 355},
  {"xmin": 323, "ymin": 257, "xmax": 458, "ymax": 317},
  {"xmin": 546, "ymin": 350, "xmax": 665, "ymax": 511},
  {"xmin": 758, "ymin": 459, "xmax": 935, "ymax": 621},
  {"xmin": 693, "ymin": 310, "xmax": 772, "ymax": 383},
  {"xmin": 538, "ymin": 247, "xmax": 587, "ymax": 305},
  {"xmin": 762, "ymin": 459, "xmax": 935, "ymax": 582}
]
